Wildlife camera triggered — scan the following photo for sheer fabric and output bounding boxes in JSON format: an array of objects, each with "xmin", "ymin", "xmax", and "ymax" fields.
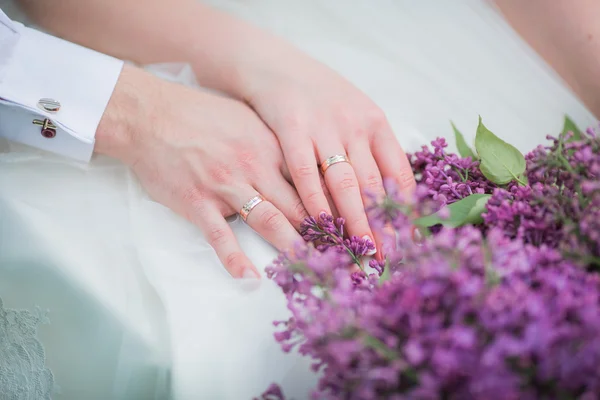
[{"xmin": 0, "ymin": 1, "xmax": 595, "ymax": 399}]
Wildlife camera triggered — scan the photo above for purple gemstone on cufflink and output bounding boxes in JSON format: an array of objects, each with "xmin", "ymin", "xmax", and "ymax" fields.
[
  {"xmin": 41, "ymin": 128, "xmax": 56, "ymax": 139},
  {"xmin": 32, "ymin": 118, "xmax": 57, "ymax": 139}
]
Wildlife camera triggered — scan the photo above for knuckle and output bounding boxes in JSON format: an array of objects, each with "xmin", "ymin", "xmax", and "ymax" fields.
[
  {"xmin": 224, "ymin": 251, "xmax": 245, "ymax": 269},
  {"xmin": 260, "ymin": 209, "xmax": 286, "ymax": 232},
  {"xmin": 208, "ymin": 164, "xmax": 233, "ymax": 185},
  {"xmin": 335, "ymin": 173, "xmax": 359, "ymax": 192},
  {"xmin": 397, "ymin": 168, "xmax": 417, "ymax": 191},
  {"xmin": 293, "ymin": 163, "xmax": 316, "ymax": 178},
  {"xmin": 364, "ymin": 106, "xmax": 388, "ymax": 130},
  {"xmin": 364, "ymin": 173, "xmax": 384, "ymax": 191},
  {"xmin": 290, "ymin": 198, "xmax": 309, "ymax": 225},
  {"xmin": 235, "ymin": 150, "xmax": 257, "ymax": 172},
  {"xmin": 353, "ymin": 127, "xmax": 369, "ymax": 140},
  {"xmin": 334, "ymin": 107, "xmax": 354, "ymax": 127},
  {"xmin": 180, "ymin": 188, "xmax": 209, "ymax": 223},
  {"xmin": 181, "ymin": 186, "xmax": 205, "ymax": 206},
  {"xmin": 281, "ymin": 113, "xmax": 305, "ymax": 132},
  {"xmin": 206, "ymin": 226, "xmax": 230, "ymax": 247},
  {"xmin": 305, "ymin": 190, "xmax": 324, "ymax": 204}
]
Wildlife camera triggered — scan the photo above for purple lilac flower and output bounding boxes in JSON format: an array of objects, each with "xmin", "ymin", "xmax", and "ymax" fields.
[
  {"xmin": 410, "ymin": 137, "xmax": 495, "ymax": 205},
  {"xmin": 485, "ymin": 129, "xmax": 600, "ymax": 269},
  {"xmin": 262, "ymin": 127, "xmax": 600, "ymax": 399},
  {"xmin": 254, "ymin": 384, "xmax": 285, "ymax": 400},
  {"xmin": 268, "ymin": 214, "xmax": 600, "ymax": 399},
  {"xmin": 299, "ymin": 212, "xmax": 375, "ymax": 268}
]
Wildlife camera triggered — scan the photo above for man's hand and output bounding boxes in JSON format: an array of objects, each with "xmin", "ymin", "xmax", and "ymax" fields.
[{"xmin": 95, "ymin": 65, "xmax": 308, "ymax": 278}]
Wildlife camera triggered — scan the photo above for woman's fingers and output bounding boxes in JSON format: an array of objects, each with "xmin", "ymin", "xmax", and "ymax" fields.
[
  {"xmin": 283, "ymin": 140, "xmax": 332, "ymax": 218},
  {"xmin": 195, "ymin": 204, "xmax": 260, "ymax": 279},
  {"xmin": 256, "ymin": 175, "xmax": 309, "ymax": 230},
  {"xmin": 227, "ymin": 185, "xmax": 302, "ymax": 252},
  {"xmin": 348, "ymin": 143, "xmax": 387, "ymax": 204},
  {"xmin": 318, "ymin": 146, "xmax": 376, "ymax": 254},
  {"xmin": 280, "ymin": 162, "xmax": 338, "ymax": 218},
  {"xmin": 372, "ymin": 128, "xmax": 417, "ymax": 195},
  {"xmin": 347, "ymin": 144, "xmax": 387, "ymax": 257}
]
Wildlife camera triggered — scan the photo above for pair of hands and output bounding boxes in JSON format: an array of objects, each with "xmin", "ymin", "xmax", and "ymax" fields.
[{"xmin": 96, "ymin": 55, "xmax": 415, "ymax": 279}]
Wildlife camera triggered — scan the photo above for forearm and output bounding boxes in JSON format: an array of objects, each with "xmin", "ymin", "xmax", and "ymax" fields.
[
  {"xmin": 496, "ymin": 0, "xmax": 600, "ymax": 117},
  {"xmin": 17, "ymin": 0, "xmax": 299, "ymax": 97}
]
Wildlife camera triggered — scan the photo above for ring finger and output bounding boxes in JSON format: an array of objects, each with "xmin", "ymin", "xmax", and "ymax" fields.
[
  {"xmin": 225, "ymin": 185, "xmax": 302, "ymax": 251},
  {"xmin": 317, "ymin": 144, "xmax": 376, "ymax": 254}
]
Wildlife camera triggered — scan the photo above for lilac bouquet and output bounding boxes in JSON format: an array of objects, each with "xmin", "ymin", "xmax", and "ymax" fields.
[{"xmin": 259, "ymin": 117, "xmax": 600, "ymax": 399}]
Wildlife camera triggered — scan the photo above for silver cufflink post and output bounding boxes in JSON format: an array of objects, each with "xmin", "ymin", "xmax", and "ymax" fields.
[
  {"xmin": 32, "ymin": 118, "xmax": 57, "ymax": 139},
  {"xmin": 37, "ymin": 98, "xmax": 61, "ymax": 113}
]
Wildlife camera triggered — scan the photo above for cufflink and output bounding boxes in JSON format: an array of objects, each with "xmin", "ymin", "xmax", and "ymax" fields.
[
  {"xmin": 37, "ymin": 98, "xmax": 61, "ymax": 113},
  {"xmin": 32, "ymin": 118, "xmax": 57, "ymax": 139}
]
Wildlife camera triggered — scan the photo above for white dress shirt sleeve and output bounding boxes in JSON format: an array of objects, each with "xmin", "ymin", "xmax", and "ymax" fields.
[{"xmin": 0, "ymin": 8, "xmax": 123, "ymax": 161}]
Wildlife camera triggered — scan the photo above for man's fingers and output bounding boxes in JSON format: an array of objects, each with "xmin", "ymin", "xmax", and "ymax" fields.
[
  {"xmin": 194, "ymin": 205, "xmax": 259, "ymax": 279},
  {"xmin": 226, "ymin": 185, "xmax": 302, "ymax": 252}
]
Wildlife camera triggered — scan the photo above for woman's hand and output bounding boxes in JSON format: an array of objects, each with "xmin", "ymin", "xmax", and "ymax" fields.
[
  {"xmin": 95, "ymin": 65, "xmax": 307, "ymax": 278},
  {"xmin": 23, "ymin": 0, "xmax": 416, "ymax": 253},
  {"xmin": 237, "ymin": 52, "xmax": 416, "ymax": 254}
]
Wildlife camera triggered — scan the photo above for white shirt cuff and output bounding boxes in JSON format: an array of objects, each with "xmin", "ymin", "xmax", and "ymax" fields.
[{"xmin": 0, "ymin": 21, "xmax": 123, "ymax": 161}]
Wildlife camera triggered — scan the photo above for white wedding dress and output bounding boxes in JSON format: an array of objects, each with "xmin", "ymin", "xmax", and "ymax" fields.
[{"xmin": 0, "ymin": 1, "xmax": 596, "ymax": 399}]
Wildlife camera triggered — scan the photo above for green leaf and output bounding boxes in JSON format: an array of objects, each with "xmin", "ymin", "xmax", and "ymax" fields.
[
  {"xmin": 378, "ymin": 257, "xmax": 391, "ymax": 285},
  {"xmin": 475, "ymin": 117, "xmax": 526, "ymax": 185},
  {"xmin": 561, "ymin": 115, "xmax": 582, "ymax": 142},
  {"xmin": 363, "ymin": 335, "xmax": 397, "ymax": 361},
  {"xmin": 517, "ymin": 173, "xmax": 528, "ymax": 185},
  {"xmin": 451, "ymin": 121, "xmax": 477, "ymax": 159},
  {"xmin": 414, "ymin": 194, "xmax": 492, "ymax": 228}
]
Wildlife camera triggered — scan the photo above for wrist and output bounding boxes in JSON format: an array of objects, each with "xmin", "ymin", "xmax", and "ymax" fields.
[
  {"xmin": 183, "ymin": 6, "xmax": 289, "ymax": 99},
  {"xmin": 94, "ymin": 64, "xmax": 156, "ymax": 164}
]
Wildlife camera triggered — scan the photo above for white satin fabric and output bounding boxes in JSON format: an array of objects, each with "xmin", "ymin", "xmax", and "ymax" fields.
[{"xmin": 0, "ymin": 1, "xmax": 596, "ymax": 399}]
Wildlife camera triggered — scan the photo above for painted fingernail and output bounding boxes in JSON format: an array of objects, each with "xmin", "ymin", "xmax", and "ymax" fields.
[
  {"xmin": 411, "ymin": 226, "xmax": 424, "ymax": 246},
  {"xmin": 363, "ymin": 235, "xmax": 377, "ymax": 256},
  {"xmin": 242, "ymin": 269, "xmax": 260, "ymax": 279}
]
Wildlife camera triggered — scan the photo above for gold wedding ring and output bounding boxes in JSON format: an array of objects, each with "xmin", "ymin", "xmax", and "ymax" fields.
[
  {"xmin": 240, "ymin": 195, "xmax": 265, "ymax": 221},
  {"xmin": 320, "ymin": 154, "xmax": 351, "ymax": 174}
]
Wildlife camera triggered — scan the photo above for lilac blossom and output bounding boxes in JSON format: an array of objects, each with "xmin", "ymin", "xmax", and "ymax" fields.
[
  {"xmin": 410, "ymin": 137, "xmax": 495, "ymax": 205},
  {"xmin": 262, "ymin": 126, "xmax": 600, "ymax": 399},
  {"xmin": 485, "ymin": 129, "xmax": 600, "ymax": 269},
  {"xmin": 267, "ymin": 212, "xmax": 600, "ymax": 399}
]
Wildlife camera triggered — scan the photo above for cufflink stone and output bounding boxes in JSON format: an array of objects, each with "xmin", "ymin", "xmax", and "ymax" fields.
[
  {"xmin": 37, "ymin": 98, "xmax": 61, "ymax": 113},
  {"xmin": 32, "ymin": 118, "xmax": 57, "ymax": 139}
]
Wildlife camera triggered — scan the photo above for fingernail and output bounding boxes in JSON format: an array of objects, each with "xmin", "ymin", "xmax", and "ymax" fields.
[
  {"xmin": 375, "ymin": 247, "xmax": 384, "ymax": 262},
  {"xmin": 411, "ymin": 226, "xmax": 424, "ymax": 245},
  {"xmin": 242, "ymin": 269, "xmax": 260, "ymax": 279},
  {"xmin": 363, "ymin": 235, "xmax": 377, "ymax": 256}
]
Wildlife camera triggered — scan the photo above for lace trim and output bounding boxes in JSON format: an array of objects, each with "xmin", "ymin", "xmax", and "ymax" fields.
[{"xmin": 0, "ymin": 297, "xmax": 55, "ymax": 400}]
